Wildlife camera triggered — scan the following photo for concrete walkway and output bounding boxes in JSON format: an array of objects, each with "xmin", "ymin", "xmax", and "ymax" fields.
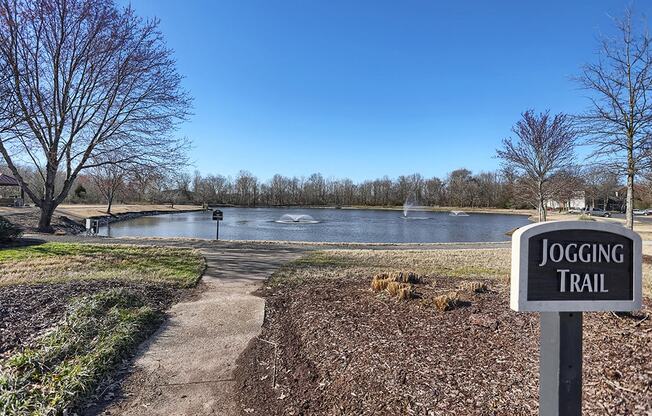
[{"xmin": 97, "ymin": 245, "xmax": 302, "ymax": 416}]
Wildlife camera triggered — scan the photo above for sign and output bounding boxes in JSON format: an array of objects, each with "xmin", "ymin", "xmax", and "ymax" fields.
[
  {"xmin": 512, "ymin": 221, "xmax": 643, "ymax": 416},
  {"xmin": 511, "ymin": 221, "xmax": 641, "ymax": 312},
  {"xmin": 212, "ymin": 209, "xmax": 223, "ymax": 221}
]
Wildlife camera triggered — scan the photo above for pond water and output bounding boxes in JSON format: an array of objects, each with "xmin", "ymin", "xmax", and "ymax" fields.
[{"xmin": 99, "ymin": 207, "xmax": 530, "ymax": 243}]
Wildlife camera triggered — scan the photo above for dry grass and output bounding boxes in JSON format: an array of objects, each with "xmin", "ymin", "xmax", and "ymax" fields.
[
  {"xmin": 370, "ymin": 275, "xmax": 390, "ymax": 292},
  {"xmin": 56, "ymin": 204, "xmax": 203, "ymax": 221},
  {"xmin": 397, "ymin": 284, "xmax": 414, "ymax": 300},
  {"xmin": 370, "ymin": 271, "xmax": 419, "ymax": 300},
  {"xmin": 427, "ymin": 292, "xmax": 461, "ymax": 311},
  {"xmin": 459, "ymin": 281, "xmax": 488, "ymax": 293},
  {"xmin": 277, "ymin": 249, "xmax": 511, "ymax": 287},
  {"xmin": 279, "ymin": 247, "xmax": 652, "ymax": 298}
]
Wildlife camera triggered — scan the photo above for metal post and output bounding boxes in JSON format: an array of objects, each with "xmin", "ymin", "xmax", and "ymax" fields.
[
  {"xmin": 540, "ymin": 312, "xmax": 583, "ymax": 416},
  {"xmin": 216, "ymin": 220, "xmax": 219, "ymax": 240}
]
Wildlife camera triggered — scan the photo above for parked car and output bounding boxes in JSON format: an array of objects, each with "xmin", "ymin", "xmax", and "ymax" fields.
[
  {"xmin": 585, "ymin": 208, "xmax": 611, "ymax": 217},
  {"xmin": 633, "ymin": 208, "xmax": 652, "ymax": 216},
  {"xmin": 568, "ymin": 208, "xmax": 585, "ymax": 214}
]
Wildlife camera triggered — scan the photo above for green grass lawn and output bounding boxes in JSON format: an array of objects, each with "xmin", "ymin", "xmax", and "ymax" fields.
[
  {"xmin": 0, "ymin": 242, "xmax": 205, "ymax": 287},
  {"xmin": 0, "ymin": 242, "xmax": 205, "ymax": 415}
]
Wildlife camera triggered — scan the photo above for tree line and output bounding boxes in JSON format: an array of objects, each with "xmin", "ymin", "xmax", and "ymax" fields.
[{"xmin": 56, "ymin": 165, "xmax": 642, "ymax": 213}]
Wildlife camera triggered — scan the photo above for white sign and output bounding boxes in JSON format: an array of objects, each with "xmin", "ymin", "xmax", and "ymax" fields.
[{"xmin": 511, "ymin": 221, "xmax": 642, "ymax": 312}]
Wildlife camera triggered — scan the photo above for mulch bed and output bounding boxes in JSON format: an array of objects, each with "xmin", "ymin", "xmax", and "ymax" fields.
[
  {"xmin": 235, "ymin": 275, "xmax": 652, "ymax": 415},
  {"xmin": 0, "ymin": 280, "xmax": 187, "ymax": 355},
  {"xmin": 2, "ymin": 210, "xmax": 85, "ymax": 235}
]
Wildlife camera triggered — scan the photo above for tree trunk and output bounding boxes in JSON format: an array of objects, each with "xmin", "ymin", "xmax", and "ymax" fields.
[
  {"xmin": 626, "ymin": 172, "xmax": 634, "ymax": 229},
  {"xmin": 37, "ymin": 201, "xmax": 56, "ymax": 233},
  {"xmin": 538, "ymin": 181, "xmax": 546, "ymax": 222},
  {"xmin": 106, "ymin": 194, "xmax": 114, "ymax": 215}
]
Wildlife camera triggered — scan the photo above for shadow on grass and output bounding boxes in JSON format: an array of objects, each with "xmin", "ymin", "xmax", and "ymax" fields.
[{"xmin": 0, "ymin": 237, "xmax": 47, "ymax": 250}]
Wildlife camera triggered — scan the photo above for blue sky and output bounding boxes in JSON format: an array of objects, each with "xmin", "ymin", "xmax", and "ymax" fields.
[{"xmin": 126, "ymin": 0, "xmax": 651, "ymax": 181}]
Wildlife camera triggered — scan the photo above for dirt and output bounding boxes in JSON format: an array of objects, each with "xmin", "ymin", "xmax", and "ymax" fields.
[
  {"xmin": 1, "ymin": 210, "xmax": 85, "ymax": 235},
  {"xmin": 0, "ymin": 280, "xmax": 190, "ymax": 356},
  {"xmin": 234, "ymin": 274, "xmax": 652, "ymax": 415}
]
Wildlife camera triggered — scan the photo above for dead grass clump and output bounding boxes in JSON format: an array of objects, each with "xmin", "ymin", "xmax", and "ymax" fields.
[
  {"xmin": 397, "ymin": 284, "xmax": 414, "ymax": 301},
  {"xmin": 460, "ymin": 281, "xmax": 488, "ymax": 293},
  {"xmin": 384, "ymin": 281, "xmax": 414, "ymax": 300},
  {"xmin": 372, "ymin": 271, "xmax": 420, "ymax": 283},
  {"xmin": 386, "ymin": 281, "xmax": 402, "ymax": 297},
  {"xmin": 371, "ymin": 275, "xmax": 390, "ymax": 292},
  {"xmin": 392, "ymin": 271, "xmax": 420, "ymax": 284},
  {"xmin": 427, "ymin": 292, "xmax": 460, "ymax": 311},
  {"xmin": 371, "ymin": 271, "xmax": 420, "ymax": 300}
]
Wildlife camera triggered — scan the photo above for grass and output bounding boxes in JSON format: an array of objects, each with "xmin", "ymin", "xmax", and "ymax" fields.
[
  {"xmin": 427, "ymin": 292, "xmax": 461, "ymax": 311},
  {"xmin": 0, "ymin": 242, "xmax": 206, "ymax": 414},
  {"xmin": 270, "ymin": 248, "xmax": 511, "ymax": 289},
  {"xmin": 0, "ymin": 289, "xmax": 162, "ymax": 415},
  {"xmin": 273, "ymin": 248, "xmax": 652, "ymax": 298},
  {"xmin": 0, "ymin": 242, "xmax": 205, "ymax": 287},
  {"xmin": 459, "ymin": 281, "xmax": 489, "ymax": 293}
]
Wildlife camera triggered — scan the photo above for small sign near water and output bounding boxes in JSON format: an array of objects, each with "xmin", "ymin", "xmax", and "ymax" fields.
[
  {"xmin": 510, "ymin": 221, "xmax": 642, "ymax": 416},
  {"xmin": 511, "ymin": 221, "xmax": 641, "ymax": 312}
]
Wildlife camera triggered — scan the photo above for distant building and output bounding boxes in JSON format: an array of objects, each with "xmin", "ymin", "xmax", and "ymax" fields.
[
  {"xmin": 0, "ymin": 173, "xmax": 24, "ymax": 206},
  {"xmin": 545, "ymin": 191, "xmax": 586, "ymax": 210}
]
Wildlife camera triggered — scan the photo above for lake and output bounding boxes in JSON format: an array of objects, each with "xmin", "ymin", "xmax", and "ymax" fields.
[{"xmin": 99, "ymin": 207, "xmax": 530, "ymax": 243}]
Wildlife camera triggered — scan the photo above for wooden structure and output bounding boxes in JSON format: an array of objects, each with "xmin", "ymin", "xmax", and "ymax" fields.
[{"xmin": 0, "ymin": 174, "xmax": 24, "ymax": 206}]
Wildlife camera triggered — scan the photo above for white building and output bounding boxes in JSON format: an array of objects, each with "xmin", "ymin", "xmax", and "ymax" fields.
[{"xmin": 545, "ymin": 191, "xmax": 586, "ymax": 210}]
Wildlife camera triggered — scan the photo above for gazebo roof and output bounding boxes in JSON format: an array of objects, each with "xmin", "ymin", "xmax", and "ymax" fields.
[{"xmin": 0, "ymin": 174, "xmax": 20, "ymax": 187}]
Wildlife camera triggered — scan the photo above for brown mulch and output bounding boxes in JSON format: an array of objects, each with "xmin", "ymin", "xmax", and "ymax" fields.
[
  {"xmin": 0, "ymin": 280, "xmax": 187, "ymax": 355},
  {"xmin": 234, "ymin": 275, "xmax": 652, "ymax": 415}
]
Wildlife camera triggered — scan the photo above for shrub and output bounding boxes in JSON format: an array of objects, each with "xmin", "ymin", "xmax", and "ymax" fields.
[
  {"xmin": 578, "ymin": 214, "xmax": 596, "ymax": 221},
  {"xmin": 0, "ymin": 216, "xmax": 22, "ymax": 241}
]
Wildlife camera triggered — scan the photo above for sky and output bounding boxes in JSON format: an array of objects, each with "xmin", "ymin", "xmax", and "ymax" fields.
[{"xmin": 124, "ymin": 0, "xmax": 652, "ymax": 182}]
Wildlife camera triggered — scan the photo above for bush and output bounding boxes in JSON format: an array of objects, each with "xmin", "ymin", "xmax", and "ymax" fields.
[{"xmin": 0, "ymin": 216, "xmax": 22, "ymax": 241}]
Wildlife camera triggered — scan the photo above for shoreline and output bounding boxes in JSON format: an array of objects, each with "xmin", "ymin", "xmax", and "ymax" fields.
[{"xmin": 0, "ymin": 204, "xmax": 205, "ymax": 236}]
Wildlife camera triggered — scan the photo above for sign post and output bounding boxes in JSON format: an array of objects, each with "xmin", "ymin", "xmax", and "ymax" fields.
[
  {"xmin": 212, "ymin": 209, "xmax": 223, "ymax": 240},
  {"xmin": 511, "ymin": 221, "xmax": 642, "ymax": 416}
]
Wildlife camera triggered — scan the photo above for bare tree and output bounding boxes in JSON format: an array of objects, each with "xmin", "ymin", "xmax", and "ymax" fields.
[
  {"xmin": 88, "ymin": 162, "xmax": 126, "ymax": 215},
  {"xmin": 0, "ymin": 0, "xmax": 191, "ymax": 231},
  {"xmin": 496, "ymin": 110, "xmax": 577, "ymax": 222},
  {"xmin": 576, "ymin": 8, "xmax": 652, "ymax": 229}
]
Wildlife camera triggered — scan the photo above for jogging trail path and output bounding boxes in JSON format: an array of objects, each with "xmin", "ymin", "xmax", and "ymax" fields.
[{"xmin": 95, "ymin": 243, "xmax": 303, "ymax": 416}]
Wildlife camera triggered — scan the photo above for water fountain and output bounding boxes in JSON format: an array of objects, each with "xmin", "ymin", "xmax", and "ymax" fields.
[
  {"xmin": 276, "ymin": 214, "xmax": 319, "ymax": 224},
  {"xmin": 449, "ymin": 210, "xmax": 469, "ymax": 216},
  {"xmin": 403, "ymin": 193, "xmax": 419, "ymax": 217},
  {"xmin": 402, "ymin": 194, "xmax": 429, "ymax": 219}
]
